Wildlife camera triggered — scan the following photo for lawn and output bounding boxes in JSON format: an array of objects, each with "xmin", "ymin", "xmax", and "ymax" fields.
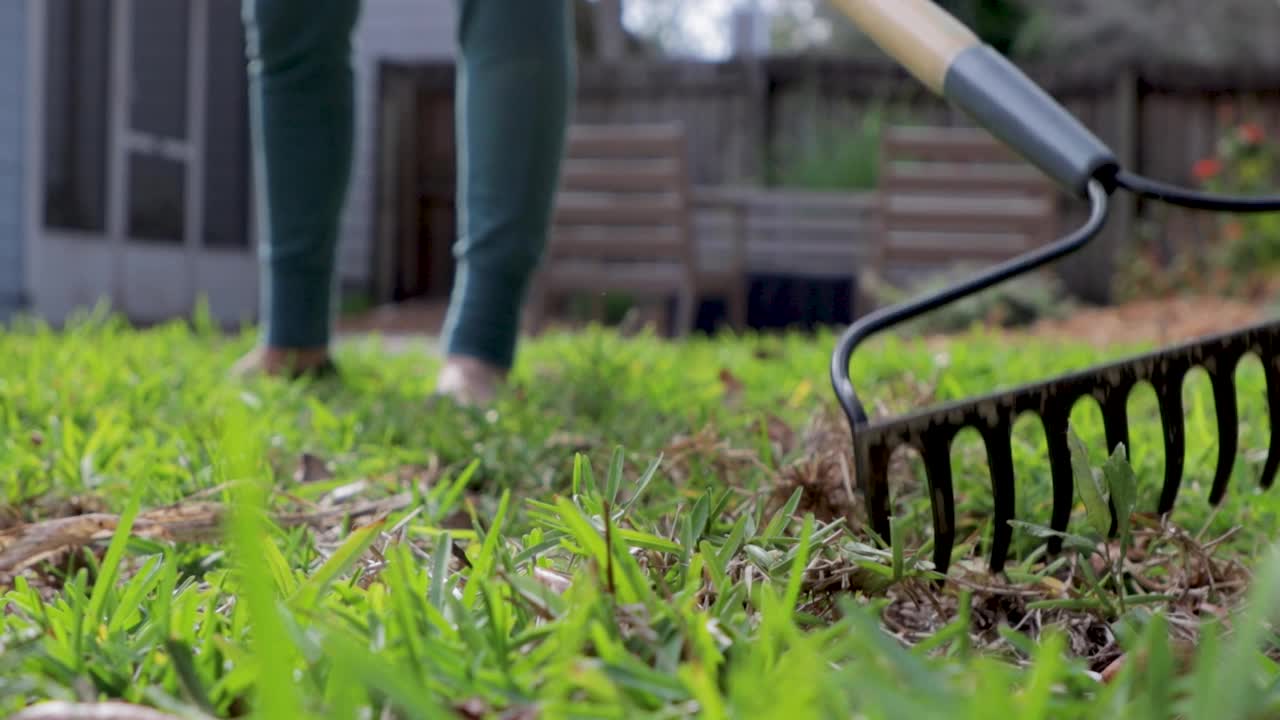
[{"xmin": 3, "ymin": 304, "xmax": 1280, "ymax": 719}]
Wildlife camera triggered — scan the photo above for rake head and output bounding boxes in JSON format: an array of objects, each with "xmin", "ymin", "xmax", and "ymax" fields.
[{"xmin": 827, "ymin": 0, "xmax": 1280, "ymax": 575}]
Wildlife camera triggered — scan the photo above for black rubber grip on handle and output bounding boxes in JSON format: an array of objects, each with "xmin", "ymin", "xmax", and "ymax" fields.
[{"xmin": 943, "ymin": 45, "xmax": 1120, "ymax": 198}]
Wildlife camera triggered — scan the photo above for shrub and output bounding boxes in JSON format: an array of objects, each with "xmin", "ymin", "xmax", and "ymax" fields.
[
  {"xmin": 1197, "ymin": 121, "xmax": 1280, "ymax": 274},
  {"xmin": 771, "ymin": 104, "xmax": 887, "ymax": 191},
  {"xmin": 860, "ymin": 264, "xmax": 1078, "ymax": 335},
  {"xmin": 1113, "ymin": 120, "xmax": 1280, "ymax": 302}
]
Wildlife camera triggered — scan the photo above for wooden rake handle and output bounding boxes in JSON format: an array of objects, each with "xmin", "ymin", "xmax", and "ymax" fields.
[{"xmin": 827, "ymin": 0, "xmax": 1120, "ymax": 198}]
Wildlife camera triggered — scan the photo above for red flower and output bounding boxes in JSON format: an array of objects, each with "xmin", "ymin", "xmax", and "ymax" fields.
[
  {"xmin": 1193, "ymin": 157, "xmax": 1222, "ymax": 181},
  {"xmin": 1239, "ymin": 122, "xmax": 1266, "ymax": 145}
]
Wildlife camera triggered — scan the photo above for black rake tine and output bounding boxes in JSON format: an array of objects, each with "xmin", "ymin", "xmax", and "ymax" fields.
[
  {"xmin": 981, "ymin": 417, "xmax": 1017, "ymax": 572},
  {"xmin": 920, "ymin": 428, "xmax": 957, "ymax": 577},
  {"xmin": 1042, "ymin": 404, "xmax": 1075, "ymax": 556},
  {"xmin": 1208, "ymin": 357, "xmax": 1242, "ymax": 505},
  {"xmin": 1261, "ymin": 359, "xmax": 1280, "ymax": 490},
  {"xmin": 838, "ymin": 320, "xmax": 1280, "ymax": 579},
  {"xmin": 859, "ymin": 443, "xmax": 894, "ymax": 549},
  {"xmin": 1099, "ymin": 382, "xmax": 1134, "ymax": 537},
  {"xmin": 1153, "ymin": 364, "xmax": 1189, "ymax": 515}
]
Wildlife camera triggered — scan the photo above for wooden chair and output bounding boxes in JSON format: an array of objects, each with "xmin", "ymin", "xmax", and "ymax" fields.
[
  {"xmin": 712, "ymin": 187, "xmax": 879, "ymax": 322},
  {"xmin": 868, "ymin": 125, "xmax": 1060, "ymax": 297},
  {"xmin": 527, "ymin": 122, "xmax": 746, "ymax": 337}
]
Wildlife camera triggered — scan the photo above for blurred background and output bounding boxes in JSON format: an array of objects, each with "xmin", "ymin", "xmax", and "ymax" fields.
[{"xmin": 3, "ymin": 0, "xmax": 1279, "ymax": 340}]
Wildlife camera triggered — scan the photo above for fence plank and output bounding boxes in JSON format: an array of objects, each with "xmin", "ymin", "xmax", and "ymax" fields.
[{"xmin": 374, "ymin": 56, "xmax": 1280, "ymax": 305}]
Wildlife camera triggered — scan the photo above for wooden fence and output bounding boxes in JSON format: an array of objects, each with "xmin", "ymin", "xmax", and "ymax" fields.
[{"xmin": 373, "ymin": 55, "xmax": 1280, "ymax": 306}]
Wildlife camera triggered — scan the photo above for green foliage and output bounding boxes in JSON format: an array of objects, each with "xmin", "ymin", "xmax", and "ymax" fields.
[
  {"xmin": 0, "ymin": 312, "xmax": 1279, "ymax": 716},
  {"xmin": 1015, "ymin": 431, "xmax": 1144, "ymax": 616},
  {"xmin": 789, "ymin": 0, "xmax": 1038, "ymax": 59},
  {"xmin": 934, "ymin": 0, "xmax": 1031, "ymax": 56},
  {"xmin": 860, "ymin": 263, "xmax": 1078, "ymax": 335},
  {"xmin": 1068, "ymin": 428, "xmax": 1112, "ymax": 540},
  {"xmin": 1200, "ymin": 122, "xmax": 1280, "ymax": 275},
  {"xmin": 1006, "ymin": 0, "xmax": 1280, "ymax": 68},
  {"xmin": 1114, "ymin": 120, "xmax": 1280, "ymax": 302},
  {"xmin": 771, "ymin": 105, "xmax": 888, "ymax": 191}
]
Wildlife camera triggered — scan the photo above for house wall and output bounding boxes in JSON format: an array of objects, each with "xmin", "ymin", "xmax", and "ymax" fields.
[
  {"xmin": 0, "ymin": 0, "xmax": 26, "ymax": 321},
  {"xmin": 20, "ymin": 0, "xmax": 454, "ymax": 325},
  {"xmin": 338, "ymin": 0, "xmax": 457, "ymax": 297}
]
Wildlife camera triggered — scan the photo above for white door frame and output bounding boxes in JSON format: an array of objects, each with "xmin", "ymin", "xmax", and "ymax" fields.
[
  {"xmin": 25, "ymin": 0, "xmax": 259, "ymax": 329},
  {"xmin": 23, "ymin": 0, "xmax": 44, "ymax": 317}
]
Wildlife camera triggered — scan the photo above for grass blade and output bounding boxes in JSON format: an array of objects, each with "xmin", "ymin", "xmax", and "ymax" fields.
[
  {"xmin": 1067, "ymin": 424, "xmax": 1110, "ymax": 538},
  {"xmin": 291, "ymin": 520, "xmax": 383, "ymax": 611},
  {"xmin": 85, "ymin": 495, "xmax": 141, "ymax": 632}
]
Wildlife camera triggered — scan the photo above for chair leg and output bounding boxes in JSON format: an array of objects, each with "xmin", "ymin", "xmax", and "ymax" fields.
[
  {"xmin": 728, "ymin": 280, "xmax": 748, "ymax": 332},
  {"xmin": 673, "ymin": 289, "xmax": 697, "ymax": 339},
  {"xmin": 589, "ymin": 293, "xmax": 606, "ymax": 325},
  {"xmin": 524, "ymin": 278, "xmax": 550, "ymax": 336},
  {"xmin": 653, "ymin": 300, "xmax": 671, "ymax": 337}
]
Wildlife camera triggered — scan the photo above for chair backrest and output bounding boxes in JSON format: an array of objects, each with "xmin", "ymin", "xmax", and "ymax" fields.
[
  {"xmin": 547, "ymin": 122, "xmax": 695, "ymax": 270},
  {"xmin": 874, "ymin": 125, "xmax": 1059, "ymax": 288}
]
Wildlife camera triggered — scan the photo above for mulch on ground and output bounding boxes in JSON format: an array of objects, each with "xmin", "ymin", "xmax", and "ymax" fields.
[
  {"xmin": 338, "ymin": 294, "xmax": 1270, "ymax": 350},
  {"xmin": 1019, "ymin": 294, "xmax": 1268, "ymax": 347},
  {"xmin": 336, "ymin": 298, "xmax": 451, "ymax": 336}
]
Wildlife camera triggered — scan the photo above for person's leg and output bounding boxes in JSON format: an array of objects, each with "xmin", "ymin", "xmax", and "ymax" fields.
[
  {"xmin": 436, "ymin": 0, "xmax": 576, "ymax": 402},
  {"xmin": 234, "ymin": 0, "xmax": 361, "ymax": 377}
]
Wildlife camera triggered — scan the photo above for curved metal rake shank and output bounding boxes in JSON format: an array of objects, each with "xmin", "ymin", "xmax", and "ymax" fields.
[
  {"xmin": 825, "ymin": 0, "xmax": 1280, "ymax": 577},
  {"xmin": 830, "ymin": 167, "xmax": 1280, "ymax": 578}
]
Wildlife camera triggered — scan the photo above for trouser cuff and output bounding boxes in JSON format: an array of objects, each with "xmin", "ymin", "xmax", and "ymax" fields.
[
  {"xmin": 264, "ymin": 264, "xmax": 335, "ymax": 348},
  {"xmin": 442, "ymin": 265, "xmax": 531, "ymax": 369}
]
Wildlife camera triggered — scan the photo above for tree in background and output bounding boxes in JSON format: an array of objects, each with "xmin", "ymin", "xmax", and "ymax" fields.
[
  {"xmin": 808, "ymin": 0, "xmax": 1032, "ymax": 58},
  {"xmin": 811, "ymin": 0, "xmax": 1280, "ymax": 67},
  {"xmin": 612, "ymin": 0, "xmax": 1280, "ymax": 67},
  {"xmin": 935, "ymin": 0, "xmax": 1030, "ymax": 56},
  {"xmin": 1012, "ymin": 0, "xmax": 1280, "ymax": 67},
  {"xmin": 610, "ymin": 0, "xmax": 707, "ymax": 57},
  {"xmin": 575, "ymin": 0, "xmax": 661, "ymax": 59}
]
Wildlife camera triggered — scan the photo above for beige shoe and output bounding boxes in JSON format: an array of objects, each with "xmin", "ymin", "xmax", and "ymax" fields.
[
  {"xmin": 434, "ymin": 355, "xmax": 507, "ymax": 407},
  {"xmin": 231, "ymin": 345, "xmax": 338, "ymax": 380}
]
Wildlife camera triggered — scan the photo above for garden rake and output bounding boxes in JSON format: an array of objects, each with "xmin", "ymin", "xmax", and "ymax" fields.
[{"xmin": 827, "ymin": 0, "xmax": 1280, "ymax": 576}]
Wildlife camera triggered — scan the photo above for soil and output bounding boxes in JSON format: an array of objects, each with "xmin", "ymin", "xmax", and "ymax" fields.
[
  {"xmin": 1016, "ymin": 294, "xmax": 1269, "ymax": 347},
  {"xmin": 338, "ymin": 294, "xmax": 1271, "ymax": 350},
  {"xmin": 336, "ymin": 298, "xmax": 450, "ymax": 336}
]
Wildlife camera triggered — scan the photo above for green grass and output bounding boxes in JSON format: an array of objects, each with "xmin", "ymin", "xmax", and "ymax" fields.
[{"xmin": 3, "ymin": 304, "xmax": 1280, "ymax": 718}]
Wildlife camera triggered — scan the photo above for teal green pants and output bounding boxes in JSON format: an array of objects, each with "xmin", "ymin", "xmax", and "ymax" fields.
[{"xmin": 242, "ymin": 0, "xmax": 575, "ymax": 369}]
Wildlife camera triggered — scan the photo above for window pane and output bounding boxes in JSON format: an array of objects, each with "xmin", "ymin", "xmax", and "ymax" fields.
[
  {"xmin": 43, "ymin": 0, "xmax": 110, "ymax": 233},
  {"xmin": 130, "ymin": 0, "xmax": 189, "ymax": 140},
  {"xmin": 128, "ymin": 153, "xmax": 185, "ymax": 243},
  {"xmin": 203, "ymin": 0, "xmax": 251, "ymax": 249}
]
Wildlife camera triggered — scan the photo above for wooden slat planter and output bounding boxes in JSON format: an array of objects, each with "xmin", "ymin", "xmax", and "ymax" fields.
[{"xmin": 530, "ymin": 122, "xmax": 748, "ymax": 337}]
